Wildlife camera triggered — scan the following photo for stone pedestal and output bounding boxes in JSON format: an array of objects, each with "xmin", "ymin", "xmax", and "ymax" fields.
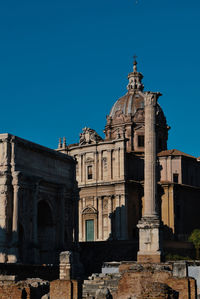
[
  {"xmin": 59, "ymin": 251, "xmax": 84, "ymax": 280},
  {"xmin": 137, "ymin": 217, "xmax": 162, "ymax": 263}
]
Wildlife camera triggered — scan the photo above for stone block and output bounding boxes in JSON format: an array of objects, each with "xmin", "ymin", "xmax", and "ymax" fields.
[{"xmin": 172, "ymin": 261, "xmax": 188, "ymax": 278}]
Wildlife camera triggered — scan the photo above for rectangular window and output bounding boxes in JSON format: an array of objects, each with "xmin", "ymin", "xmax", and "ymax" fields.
[
  {"xmin": 86, "ymin": 219, "xmax": 94, "ymax": 241},
  {"xmin": 87, "ymin": 165, "xmax": 93, "ymax": 180},
  {"xmin": 173, "ymin": 173, "xmax": 179, "ymax": 183},
  {"xmin": 138, "ymin": 135, "xmax": 144, "ymax": 147}
]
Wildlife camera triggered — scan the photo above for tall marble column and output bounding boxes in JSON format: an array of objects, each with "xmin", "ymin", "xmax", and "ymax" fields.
[
  {"xmin": 0, "ymin": 183, "xmax": 9, "ymax": 262},
  {"xmin": 8, "ymin": 176, "xmax": 20, "ymax": 263},
  {"xmin": 137, "ymin": 92, "xmax": 162, "ymax": 263}
]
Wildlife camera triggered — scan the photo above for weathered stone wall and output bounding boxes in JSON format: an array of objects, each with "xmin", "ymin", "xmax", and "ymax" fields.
[
  {"xmin": 0, "ymin": 282, "xmax": 31, "ymax": 299},
  {"xmin": 112, "ymin": 263, "xmax": 196, "ymax": 299},
  {"xmin": 0, "ymin": 133, "xmax": 78, "ymax": 264},
  {"xmin": 50, "ymin": 279, "xmax": 79, "ymax": 299},
  {"xmin": 0, "ymin": 278, "xmax": 49, "ymax": 299}
]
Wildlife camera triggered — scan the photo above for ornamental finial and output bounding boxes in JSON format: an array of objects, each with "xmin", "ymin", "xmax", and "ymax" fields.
[{"xmin": 133, "ymin": 55, "xmax": 137, "ymax": 72}]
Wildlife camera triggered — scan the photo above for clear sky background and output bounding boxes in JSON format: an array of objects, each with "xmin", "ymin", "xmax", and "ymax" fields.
[{"xmin": 0, "ymin": 0, "xmax": 199, "ymax": 157}]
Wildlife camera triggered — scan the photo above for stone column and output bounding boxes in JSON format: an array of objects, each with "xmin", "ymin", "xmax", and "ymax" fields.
[
  {"xmin": 107, "ymin": 196, "xmax": 112, "ymax": 239},
  {"xmin": 79, "ymin": 199, "xmax": 83, "ymax": 242},
  {"xmin": 31, "ymin": 182, "xmax": 40, "ymax": 263},
  {"xmin": 144, "ymin": 93, "xmax": 157, "ymax": 217},
  {"xmin": 0, "ymin": 184, "xmax": 9, "ymax": 262},
  {"xmin": 120, "ymin": 146, "xmax": 124, "ymax": 179},
  {"xmin": 83, "ymin": 154, "xmax": 86, "ymax": 184},
  {"xmin": 98, "ymin": 197, "xmax": 103, "ymax": 240},
  {"xmin": 137, "ymin": 92, "xmax": 162, "ymax": 263},
  {"xmin": 115, "ymin": 195, "xmax": 121, "ymax": 239},
  {"xmin": 99, "ymin": 151, "xmax": 103, "ymax": 181},
  {"xmin": 8, "ymin": 180, "xmax": 20, "ymax": 263}
]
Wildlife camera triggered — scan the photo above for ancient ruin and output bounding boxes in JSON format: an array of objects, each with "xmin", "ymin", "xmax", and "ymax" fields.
[{"xmin": 0, "ymin": 60, "xmax": 200, "ymax": 298}]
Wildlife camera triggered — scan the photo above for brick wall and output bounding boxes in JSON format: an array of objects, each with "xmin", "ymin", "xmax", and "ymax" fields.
[
  {"xmin": 112, "ymin": 263, "xmax": 196, "ymax": 299},
  {"xmin": 50, "ymin": 279, "xmax": 79, "ymax": 299},
  {"xmin": 0, "ymin": 282, "xmax": 31, "ymax": 299}
]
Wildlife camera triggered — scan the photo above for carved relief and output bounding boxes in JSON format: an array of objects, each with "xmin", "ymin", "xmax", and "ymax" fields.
[
  {"xmin": 82, "ymin": 206, "xmax": 97, "ymax": 215},
  {"xmin": 112, "ymin": 110, "xmax": 125, "ymax": 124},
  {"xmin": 103, "ymin": 199, "xmax": 108, "ymax": 210},
  {"xmin": 79, "ymin": 127, "xmax": 103, "ymax": 145},
  {"xmin": 134, "ymin": 109, "xmax": 144, "ymax": 122},
  {"xmin": 102, "ymin": 157, "xmax": 107, "ymax": 170}
]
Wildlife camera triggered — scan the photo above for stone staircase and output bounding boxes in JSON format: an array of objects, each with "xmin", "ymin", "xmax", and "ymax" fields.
[{"xmin": 82, "ymin": 272, "xmax": 121, "ymax": 298}]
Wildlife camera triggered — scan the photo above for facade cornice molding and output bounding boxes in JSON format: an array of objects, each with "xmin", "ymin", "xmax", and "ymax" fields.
[
  {"xmin": 79, "ymin": 180, "xmax": 126, "ymax": 188},
  {"xmin": 67, "ymin": 138, "xmax": 127, "ymax": 151}
]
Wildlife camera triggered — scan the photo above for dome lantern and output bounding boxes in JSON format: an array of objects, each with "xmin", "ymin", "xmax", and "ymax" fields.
[{"xmin": 127, "ymin": 57, "xmax": 144, "ymax": 92}]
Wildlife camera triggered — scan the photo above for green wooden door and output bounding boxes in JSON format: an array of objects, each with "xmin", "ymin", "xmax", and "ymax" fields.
[{"xmin": 86, "ymin": 219, "xmax": 94, "ymax": 241}]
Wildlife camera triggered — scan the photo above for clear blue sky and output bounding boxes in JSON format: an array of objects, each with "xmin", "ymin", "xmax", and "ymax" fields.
[{"xmin": 0, "ymin": 0, "xmax": 200, "ymax": 157}]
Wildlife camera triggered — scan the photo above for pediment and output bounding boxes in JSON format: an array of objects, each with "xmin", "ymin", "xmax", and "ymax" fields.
[
  {"xmin": 134, "ymin": 124, "xmax": 144, "ymax": 131},
  {"xmin": 82, "ymin": 206, "xmax": 97, "ymax": 214}
]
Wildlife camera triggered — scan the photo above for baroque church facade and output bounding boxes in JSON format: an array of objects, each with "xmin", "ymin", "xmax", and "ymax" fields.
[{"xmin": 58, "ymin": 60, "xmax": 200, "ymax": 243}]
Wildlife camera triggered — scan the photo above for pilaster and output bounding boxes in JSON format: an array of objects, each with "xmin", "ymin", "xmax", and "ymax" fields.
[
  {"xmin": 98, "ymin": 197, "xmax": 103, "ymax": 240},
  {"xmin": 8, "ymin": 174, "xmax": 20, "ymax": 263}
]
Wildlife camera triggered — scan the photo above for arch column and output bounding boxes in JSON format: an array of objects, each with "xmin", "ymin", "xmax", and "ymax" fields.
[{"xmin": 8, "ymin": 174, "xmax": 20, "ymax": 263}]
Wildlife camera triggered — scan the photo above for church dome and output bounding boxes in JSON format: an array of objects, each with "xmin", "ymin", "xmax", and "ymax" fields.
[
  {"xmin": 104, "ymin": 59, "xmax": 169, "ymax": 153},
  {"xmin": 109, "ymin": 93, "xmax": 144, "ymax": 119}
]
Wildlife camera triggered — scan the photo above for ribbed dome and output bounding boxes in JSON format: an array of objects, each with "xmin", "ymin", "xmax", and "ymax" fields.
[{"xmin": 109, "ymin": 93, "xmax": 144, "ymax": 118}]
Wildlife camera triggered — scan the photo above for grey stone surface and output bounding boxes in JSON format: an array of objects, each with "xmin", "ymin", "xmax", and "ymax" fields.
[
  {"xmin": 172, "ymin": 261, "xmax": 188, "ymax": 278},
  {"xmin": 188, "ymin": 265, "xmax": 200, "ymax": 295},
  {"xmin": 102, "ymin": 262, "xmax": 119, "ymax": 274}
]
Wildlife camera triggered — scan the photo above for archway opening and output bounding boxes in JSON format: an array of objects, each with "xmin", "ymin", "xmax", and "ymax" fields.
[
  {"xmin": 37, "ymin": 200, "xmax": 55, "ymax": 264},
  {"xmin": 19, "ymin": 223, "xmax": 26, "ymax": 263}
]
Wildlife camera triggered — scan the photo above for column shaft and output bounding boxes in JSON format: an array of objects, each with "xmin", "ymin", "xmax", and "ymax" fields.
[
  {"xmin": 108, "ymin": 196, "xmax": 112, "ymax": 239},
  {"xmin": 12, "ymin": 185, "xmax": 19, "ymax": 235},
  {"xmin": 98, "ymin": 197, "xmax": 103, "ymax": 240},
  {"xmin": 115, "ymin": 195, "xmax": 121, "ymax": 239},
  {"xmin": 144, "ymin": 95, "xmax": 157, "ymax": 217},
  {"xmin": 79, "ymin": 199, "xmax": 83, "ymax": 242}
]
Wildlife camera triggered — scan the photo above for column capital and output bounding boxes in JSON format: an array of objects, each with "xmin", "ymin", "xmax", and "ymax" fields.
[{"xmin": 144, "ymin": 92, "xmax": 161, "ymax": 107}]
